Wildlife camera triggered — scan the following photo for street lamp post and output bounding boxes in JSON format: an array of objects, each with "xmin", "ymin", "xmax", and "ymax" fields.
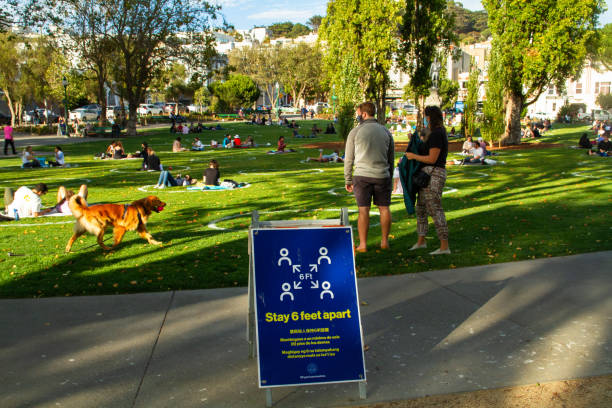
[
  {"xmin": 275, "ymin": 82, "xmax": 280, "ymax": 119},
  {"xmin": 62, "ymin": 76, "xmax": 69, "ymax": 137}
]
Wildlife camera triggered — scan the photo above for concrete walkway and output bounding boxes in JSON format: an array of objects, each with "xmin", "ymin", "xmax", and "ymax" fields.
[{"xmin": 1, "ymin": 252, "xmax": 610, "ymax": 408}]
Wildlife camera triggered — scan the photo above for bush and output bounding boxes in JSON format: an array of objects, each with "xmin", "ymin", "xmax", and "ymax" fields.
[
  {"xmin": 336, "ymin": 103, "xmax": 356, "ymax": 142},
  {"xmin": 13, "ymin": 125, "xmax": 58, "ymax": 135},
  {"xmin": 556, "ymin": 103, "xmax": 587, "ymax": 122}
]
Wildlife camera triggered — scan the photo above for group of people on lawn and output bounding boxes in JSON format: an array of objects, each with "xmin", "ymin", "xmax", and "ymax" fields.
[{"xmin": 579, "ymin": 121, "xmax": 611, "ymax": 156}]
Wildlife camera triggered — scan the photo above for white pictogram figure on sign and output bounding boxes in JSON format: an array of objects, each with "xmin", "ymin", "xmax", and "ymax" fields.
[
  {"xmin": 278, "ymin": 248, "xmax": 292, "ymax": 266},
  {"xmin": 320, "ymin": 281, "xmax": 334, "ymax": 299},
  {"xmin": 317, "ymin": 247, "xmax": 331, "ymax": 265},
  {"xmin": 280, "ymin": 282, "xmax": 294, "ymax": 301}
]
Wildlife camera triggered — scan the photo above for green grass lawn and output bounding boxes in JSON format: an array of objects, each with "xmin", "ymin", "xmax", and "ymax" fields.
[{"xmin": 0, "ymin": 121, "xmax": 610, "ymax": 298}]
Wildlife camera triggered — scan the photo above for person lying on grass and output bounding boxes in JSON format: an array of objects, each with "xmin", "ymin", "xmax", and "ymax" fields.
[
  {"xmin": 243, "ymin": 135, "xmax": 255, "ymax": 147},
  {"xmin": 154, "ymin": 171, "xmax": 195, "ymax": 188},
  {"xmin": 306, "ymin": 149, "xmax": 343, "ymax": 163},
  {"xmin": 51, "ymin": 184, "xmax": 88, "ymax": 214}
]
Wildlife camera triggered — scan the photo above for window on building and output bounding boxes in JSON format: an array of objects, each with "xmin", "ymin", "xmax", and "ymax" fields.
[
  {"xmin": 576, "ymin": 83, "xmax": 582, "ymax": 94},
  {"xmin": 599, "ymin": 82, "xmax": 611, "ymax": 95},
  {"xmin": 548, "ymin": 85, "xmax": 556, "ymax": 95},
  {"xmin": 552, "ymin": 103, "xmax": 556, "ymax": 111}
]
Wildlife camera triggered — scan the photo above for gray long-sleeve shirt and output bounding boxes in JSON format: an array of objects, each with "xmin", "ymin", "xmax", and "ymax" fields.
[{"xmin": 344, "ymin": 118, "xmax": 395, "ymax": 185}]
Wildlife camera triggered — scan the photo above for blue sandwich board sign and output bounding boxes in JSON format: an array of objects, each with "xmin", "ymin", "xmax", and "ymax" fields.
[{"xmin": 251, "ymin": 226, "xmax": 366, "ymax": 388}]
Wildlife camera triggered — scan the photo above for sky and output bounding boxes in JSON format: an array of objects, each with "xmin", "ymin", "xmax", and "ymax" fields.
[{"xmin": 215, "ymin": 0, "xmax": 612, "ymax": 30}]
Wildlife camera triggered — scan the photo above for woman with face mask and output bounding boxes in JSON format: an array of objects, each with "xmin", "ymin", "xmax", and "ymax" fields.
[{"xmin": 404, "ymin": 106, "xmax": 450, "ymax": 255}]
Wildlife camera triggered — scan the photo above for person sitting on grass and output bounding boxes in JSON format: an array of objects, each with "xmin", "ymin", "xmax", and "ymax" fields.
[
  {"xmin": 233, "ymin": 134, "xmax": 241, "ymax": 147},
  {"xmin": 48, "ymin": 146, "xmax": 65, "ymax": 167},
  {"xmin": 4, "ymin": 183, "xmax": 52, "ymax": 218},
  {"xmin": 311, "ymin": 124, "xmax": 321, "ymax": 136},
  {"xmin": 146, "ymin": 147, "xmax": 162, "ymax": 171},
  {"xmin": 170, "ymin": 122, "xmax": 176, "ymax": 133},
  {"xmin": 306, "ymin": 149, "xmax": 343, "ymax": 163},
  {"xmin": 243, "ymin": 135, "xmax": 255, "ymax": 147},
  {"xmin": 459, "ymin": 142, "xmax": 485, "ymax": 164},
  {"xmin": 182, "ymin": 123, "xmax": 189, "ymax": 135},
  {"xmin": 22, "ymin": 146, "xmax": 41, "ymax": 168},
  {"xmin": 175, "ymin": 174, "xmax": 196, "ymax": 186},
  {"xmin": 222, "ymin": 134, "xmax": 233, "ymax": 148},
  {"xmin": 292, "ymin": 129, "xmax": 304, "ymax": 138},
  {"xmin": 204, "ymin": 159, "xmax": 220, "ymax": 186},
  {"xmin": 462, "ymin": 135, "xmax": 474, "ymax": 155},
  {"xmin": 191, "ymin": 137, "xmax": 204, "ymax": 151},
  {"xmin": 172, "ymin": 137, "xmax": 187, "ymax": 152},
  {"xmin": 325, "ymin": 123, "xmax": 336, "ymax": 134},
  {"xmin": 449, "ymin": 127, "xmax": 457, "ymax": 138},
  {"xmin": 579, "ymin": 133, "xmax": 591, "ymax": 149},
  {"xmin": 52, "ymin": 184, "xmax": 88, "ymax": 214},
  {"xmin": 392, "ymin": 158, "xmax": 403, "ymax": 195},
  {"xmin": 588, "ymin": 132, "xmax": 612, "ymax": 157}
]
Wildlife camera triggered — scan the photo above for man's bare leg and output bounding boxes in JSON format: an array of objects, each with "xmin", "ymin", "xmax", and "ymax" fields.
[
  {"xmin": 356, "ymin": 206, "xmax": 370, "ymax": 252},
  {"xmin": 379, "ymin": 206, "xmax": 391, "ymax": 249}
]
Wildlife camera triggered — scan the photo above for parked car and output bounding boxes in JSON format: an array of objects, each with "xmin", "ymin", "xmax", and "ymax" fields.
[
  {"xmin": 592, "ymin": 109, "xmax": 612, "ymax": 121},
  {"xmin": 69, "ymin": 104, "xmax": 101, "ymax": 122},
  {"xmin": 23, "ymin": 108, "xmax": 59, "ymax": 124},
  {"xmin": 279, "ymin": 105, "xmax": 298, "ymax": 114},
  {"xmin": 0, "ymin": 111, "xmax": 11, "ymax": 125},
  {"xmin": 138, "ymin": 103, "xmax": 164, "ymax": 115},
  {"xmin": 164, "ymin": 102, "xmax": 187, "ymax": 114},
  {"xmin": 187, "ymin": 104, "xmax": 209, "ymax": 113},
  {"xmin": 402, "ymin": 104, "xmax": 417, "ymax": 114},
  {"xmin": 528, "ymin": 112, "xmax": 550, "ymax": 120},
  {"xmin": 308, "ymin": 102, "xmax": 329, "ymax": 114}
]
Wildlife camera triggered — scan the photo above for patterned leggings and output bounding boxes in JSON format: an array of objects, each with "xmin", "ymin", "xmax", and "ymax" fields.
[{"xmin": 416, "ymin": 166, "xmax": 449, "ymax": 241}]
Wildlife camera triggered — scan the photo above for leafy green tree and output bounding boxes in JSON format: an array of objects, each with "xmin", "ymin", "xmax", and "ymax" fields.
[
  {"xmin": 320, "ymin": 0, "xmax": 402, "ymax": 123},
  {"xmin": 268, "ymin": 22, "xmax": 311, "ymax": 39},
  {"xmin": 398, "ymin": 0, "xmax": 455, "ymax": 128},
  {"xmin": 335, "ymin": 57, "xmax": 362, "ymax": 142},
  {"xmin": 481, "ymin": 46, "xmax": 505, "ymax": 146},
  {"xmin": 193, "ymin": 86, "xmax": 210, "ymax": 111},
  {"xmin": 590, "ymin": 23, "xmax": 612, "ymax": 70},
  {"xmin": 0, "ymin": 32, "xmax": 26, "ymax": 126},
  {"xmin": 437, "ymin": 52, "xmax": 459, "ymax": 111},
  {"xmin": 209, "ymin": 74, "xmax": 259, "ymax": 112},
  {"xmin": 307, "ymin": 15, "xmax": 323, "ymax": 32},
  {"xmin": 50, "ymin": 0, "xmax": 221, "ymax": 136},
  {"xmin": 596, "ymin": 93, "xmax": 612, "ymax": 111},
  {"xmin": 483, "ymin": 0, "xmax": 603, "ymax": 145},
  {"xmin": 446, "ymin": 1, "xmax": 489, "ymax": 42},
  {"xmin": 463, "ymin": 62, "xmax": 479, "ymax": 137},
  {"xmin": 229, "ymin": 44, "xmax": 282, "ymax": 108},
  {"xmin": 279, "ymin": 43, "xmax": 323, "ymax": 108}
]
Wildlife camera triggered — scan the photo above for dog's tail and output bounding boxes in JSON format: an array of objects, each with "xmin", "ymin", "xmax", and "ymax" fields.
[{"xmin": 68, "ymin": 195, "xmax": 88, "ymax": 219}]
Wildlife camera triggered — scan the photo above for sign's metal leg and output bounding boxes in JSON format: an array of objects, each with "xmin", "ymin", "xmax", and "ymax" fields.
[
  {"xmin": 265, "ymin": 388, "xmax": 273, "ymax": 407},
  {"xmin": 248, "ymin": 212, "xmax": 260, "ymax": 359},
  {"xmin": 359, "ymin": 382, "xmax": 367, "ymax": 399},
  {"xmin": 341, "ymin": 207, "xmax": 349, "ymax": 226}
]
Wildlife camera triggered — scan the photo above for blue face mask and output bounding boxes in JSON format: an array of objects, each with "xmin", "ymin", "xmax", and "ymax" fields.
[{"xmin": 423, "ymin": 117, "xmax": 429, "ymax": 128}]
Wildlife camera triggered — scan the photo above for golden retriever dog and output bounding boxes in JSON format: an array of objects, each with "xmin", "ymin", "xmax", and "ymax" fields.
[{"xmin": 65, "ymin": 195, "xmax": 166, "ymax": 252}]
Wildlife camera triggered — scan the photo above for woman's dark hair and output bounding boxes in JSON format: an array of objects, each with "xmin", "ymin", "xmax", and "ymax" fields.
[
  {"xmin": 209, "ymin": 159, "xmax": 219, "ymax": 168},
  {"xmin": 55, "ymin": 146, "xmax": 62, "ymax": 151},
  {"xmin": 424, "ymin": 106, "xmax": 444, "ymax": 129},
  {"xmin": 142, "ymin": 142, "xmax": 148, "ymax": 148},
  {"xmin": 176, "ymin": 137, "xmax": 181, "ymax": 141}
]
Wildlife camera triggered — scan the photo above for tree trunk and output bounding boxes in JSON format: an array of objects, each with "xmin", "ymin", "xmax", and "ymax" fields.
[
  {"xmin": 127, "ymin": 103, "xmax": 138, "ymax": 137},
  {"xmin": 4, "ymin": 88, "xmax": 15, "ymax": 127},
  {"xmin": 500, "ymin": 90, "xmax": 523, "ymax": 145},
  {"xmin": 98, "ymin": 77, "xmax": 107, "ymax": 126},
  {"xmin": 376, "ymin": 83, "xmax": 386, "ymax": 125},
  {"xmin": 416, "ymin": 94, "xmax": 425, "ymax": 133}
]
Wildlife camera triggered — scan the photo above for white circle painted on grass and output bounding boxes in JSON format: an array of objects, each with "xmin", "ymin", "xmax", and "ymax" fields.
[
  {"xmin": 137, "ymin": 183, "xmax": 251, "ymax": 193},
  {"xmin": 110, "ymin": 166, "xmax": 191, "ymax": 174},
  {"xmin": 0, "ymin": 177, "xmax": 92, "ymax": 188},
  {"xmin": 208, "ymin": 208, "xmax": 380, "ymax": 231},
  {"xmin": 571, "ymin": 169, "xmax": 612, "ymax": 179},
  {"xmin": 0, "ymin": 220, "xmax": 73, "ymax": 228},
  {"xmin": 328, "ymin": 185, "xmax": 458, "ymax": 196}
]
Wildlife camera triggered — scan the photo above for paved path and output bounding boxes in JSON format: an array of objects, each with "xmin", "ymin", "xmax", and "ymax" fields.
[{"xmin": 1, "ymin": 252, "xmax": 610, "ymax": 408}]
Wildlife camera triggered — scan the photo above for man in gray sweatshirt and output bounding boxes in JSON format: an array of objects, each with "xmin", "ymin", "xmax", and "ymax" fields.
[{"xmin": 344, "ymin": 101, "xmax": 395, "ymax": 252}]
